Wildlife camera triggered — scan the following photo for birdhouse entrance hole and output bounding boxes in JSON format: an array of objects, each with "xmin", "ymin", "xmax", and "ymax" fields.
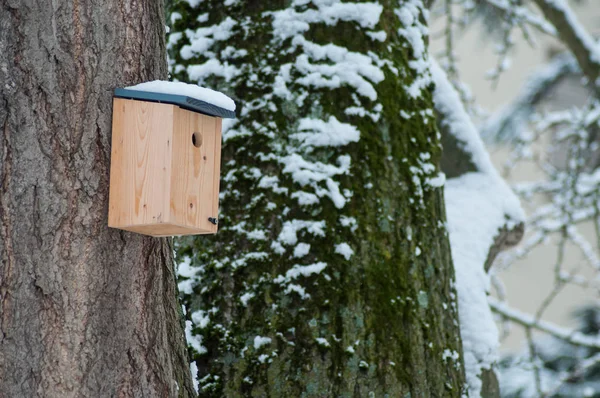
[{"xmin": 192, "ymin": 131, "xmax": 202, "ymax": 148}]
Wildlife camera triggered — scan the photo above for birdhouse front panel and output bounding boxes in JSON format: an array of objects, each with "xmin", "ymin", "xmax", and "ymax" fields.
[
  {"xmin": 108, "ymin": 98, "xmax": 175, "ymax": 234},
  {"xmin": 170, "ymin": 106, "xmax": 222, "ymax": 234}
]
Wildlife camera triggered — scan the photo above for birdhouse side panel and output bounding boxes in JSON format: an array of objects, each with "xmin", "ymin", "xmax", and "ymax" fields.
[
  {"xmin": 108, "ymin": 99, "xmax": 174, "ymax": 229},
  {"xmin": 170, "ymin": 108, "xmax": 219, "ymax": 233},
  {"xmin": 212, "ymin": 117, "xmax": 222, "ymax": 222}
]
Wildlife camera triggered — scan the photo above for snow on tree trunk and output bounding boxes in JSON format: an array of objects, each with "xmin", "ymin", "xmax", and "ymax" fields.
[
  {"xmin": 169, "ymin": 0, "xmax": 466, "ymax": 396},
  {"xmin": 0, "ymin": 2, "xmax": 194, "ymax": 397}
]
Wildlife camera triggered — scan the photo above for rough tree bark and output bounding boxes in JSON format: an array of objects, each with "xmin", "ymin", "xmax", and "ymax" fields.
[
  {"xmin": 0, "ymin": 1, "xmax": 194, "ymax": 397},
  {"xmin": 169, "ymin": 1, "xmax": 466, "ymax": 396}
]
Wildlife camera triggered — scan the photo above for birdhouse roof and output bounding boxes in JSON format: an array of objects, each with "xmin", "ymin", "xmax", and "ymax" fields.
[{"xmin": 114, "ymin": 81, "xmax": 236, "ymax": 119}]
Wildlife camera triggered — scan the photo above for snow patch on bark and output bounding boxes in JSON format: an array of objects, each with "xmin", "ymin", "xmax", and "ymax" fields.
[
  {"xmin": 334, "ymin": 243, "xmax": 354, "ymax": 260},
  {"xmin": 294, "ymin": 116, "xmax": 360, "ymax": 148},
  {"xmin": 396, "ymin": 0, "xmax": 432, "ymax": 98},
  {"xmin": 190, "ymin": 361, "xmax": 199, "ymax": 393},
  {"xmin": 186, "ymin": 320, "xmax": 208, "ymax": 355},
  {"xmin": 253, "ymin": 336, "xmax": 272, "ymax": 349},
  {"xmin": 270, "ymin": 1, "xmax": 382, "ymax": 41}
]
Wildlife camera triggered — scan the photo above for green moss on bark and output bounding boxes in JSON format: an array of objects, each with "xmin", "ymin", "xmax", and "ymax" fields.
[{"xmin": 169, "ymin": 1, "xmax": 466, "ymax": 396}]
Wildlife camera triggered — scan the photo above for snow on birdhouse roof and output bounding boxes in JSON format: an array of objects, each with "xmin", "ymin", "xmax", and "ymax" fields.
[{"xmin": 115, "ymin": 80, "xmax": 236, "ymax": 119}]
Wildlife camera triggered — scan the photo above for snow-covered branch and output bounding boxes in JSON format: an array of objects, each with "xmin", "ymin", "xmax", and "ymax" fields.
[
  {"xmin": 489, "ymin": 298, "xmax": 600, "ymax": 349},
  {"xmin": 483, "ymin": 0, "xmax": 557, "ymax": 36},
  {"xmin": 433, "ymin": 1, "xmax": 600, "ymax": 396},
  {"xmin": 481, "ymin": 53, "xmax": 579, "ymax": 143},
  {"xmin": 532, "ymin": 0, "xmax": 600, "ymax": 88},
  {"xmin": 432, "ymin": 58, "xmax": 525, "ymax": 398}
]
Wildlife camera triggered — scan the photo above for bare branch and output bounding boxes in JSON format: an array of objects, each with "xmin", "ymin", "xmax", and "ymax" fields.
[{"xmin": 484, "ymin": 220, "xmax": 524, "ymax": 272}]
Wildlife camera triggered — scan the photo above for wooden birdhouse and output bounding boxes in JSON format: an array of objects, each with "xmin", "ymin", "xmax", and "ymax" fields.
[{"xmin": 108, "ymin": 82, "xmax": 235, "ymax": 237}]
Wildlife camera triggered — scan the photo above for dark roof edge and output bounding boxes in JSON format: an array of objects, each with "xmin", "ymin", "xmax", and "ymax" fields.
[{"xmin": 114, "ymin": 88, "xmax": 236, "ymax": 119}]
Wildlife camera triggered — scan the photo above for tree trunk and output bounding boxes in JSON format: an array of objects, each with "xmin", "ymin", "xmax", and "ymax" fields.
[
  {"xmin": 169, "ymin": 1, "xmax": 466, "ymax": 396},
  {"xmin": 0, "ymin": 1, "xmax": 194, "ymax": 397}
]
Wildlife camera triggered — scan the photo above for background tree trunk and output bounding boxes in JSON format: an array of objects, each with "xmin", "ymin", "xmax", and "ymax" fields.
[
  {"xmin": 0, "ymin": 1, "xmax": 194, "ymax": 396},
  {"xmin": 169, "ymin": 1, "xmax": 467, "ymax": 396}
]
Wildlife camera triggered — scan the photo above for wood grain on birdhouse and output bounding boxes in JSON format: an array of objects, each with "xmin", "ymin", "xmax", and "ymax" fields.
[{"xmin": 108, "ymin": 98, "xmax": 222, "ymax": 237}]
